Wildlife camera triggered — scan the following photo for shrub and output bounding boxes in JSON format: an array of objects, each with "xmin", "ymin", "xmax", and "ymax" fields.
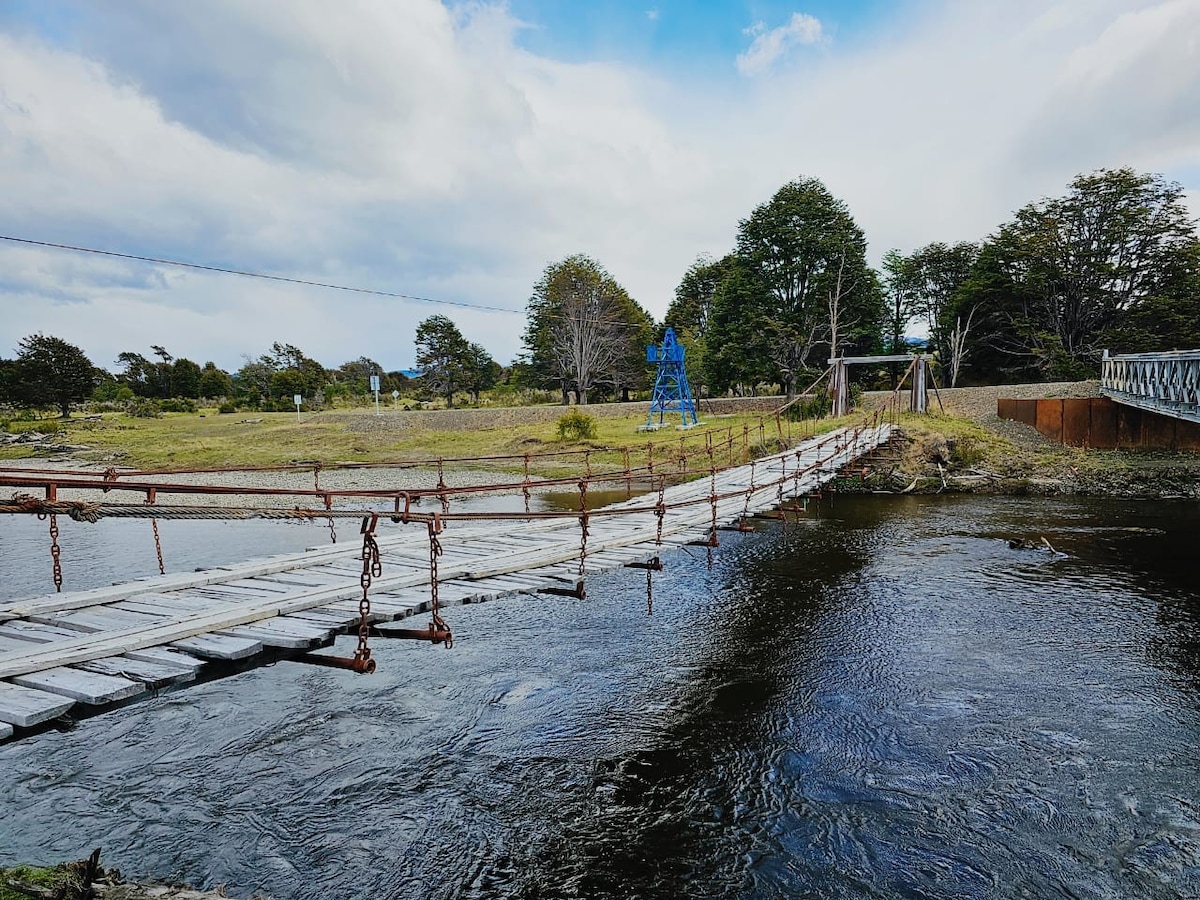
[
  {"xmin": 556, "ymin": 408, "xmax": 598, "ymax": 441},
  {"xmin": 126, "ymin": 398, "xmax": 162, "ymax": 418},
  {"xmin": 218, "ymin": 401, "xmax": 237, "ymax": 414},
  {"xmin": 158, "ymin": 398, "xmax": 197, "ymax": 413},
  {"xmin": 5, "ymin": 419, "xmax": 62, "ymax": 435}
]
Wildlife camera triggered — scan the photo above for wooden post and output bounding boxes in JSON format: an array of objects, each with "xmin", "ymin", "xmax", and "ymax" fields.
[
  {"xmin": 831, "ymin": 358, "xmax": 849, "ymax": 417},
  {"xmin": 911, "ymin": 356, "xmax": 928, "ymax": 413}
]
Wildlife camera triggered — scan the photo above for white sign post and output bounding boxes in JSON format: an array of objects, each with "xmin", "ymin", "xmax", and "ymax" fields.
[
  {"xmin": 370, "ymin": 374, "xmax": 381, "ymax": 416},
  {"xmin": 293, "ymin": 394, "xmax": 302, "ymax": 422},
  {"xmin": 392, "ymin": 388, "xmax": 400, "ymax": 410}
]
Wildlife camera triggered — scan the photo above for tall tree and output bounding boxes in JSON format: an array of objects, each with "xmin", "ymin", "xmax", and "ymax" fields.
[
  {"xmin": 415, "ymin": 315, "xmax": 470, "ymax": 406},
  {"xmin": 962, "ymin": 168, "xmax": 1197, "ymax": 379},
  {"xmin": 885, "ymin": 242, "xmax": 979, "ymax": 385},
  {"xmin": 461, "ymin": 342, "xmax": 501, "ymax": 404},
  {"xmin": 665, "ymin": 254, "xmax": 732, "ymax": 393},
  {"xmin": 9, "ymin": 334, "xmax": 96, "ymax": 417},
  {"xmin": 735, "ymin": 178, "xmax": 883, "ymax": 397},
  {"xmin": 704, "ymin": 258, "xmax": 777, "ymax": 395},
  {"xmin": 171, "ymin": 358, "xmax": 202, "ymax": 399},
  {"xmin": 198, "ymin": 361, "xmax": 233, "ymax": 399},
  {"xmin": 523, "ymin": 255, "xmax": 649, "ymax": 405}
]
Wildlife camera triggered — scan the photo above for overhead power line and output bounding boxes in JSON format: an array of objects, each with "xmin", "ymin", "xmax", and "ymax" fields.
[{"xmin": 0, "ymin": 234, "xmax": 523, "ymax": 315}]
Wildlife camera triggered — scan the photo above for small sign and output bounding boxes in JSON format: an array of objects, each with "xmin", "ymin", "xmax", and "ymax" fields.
[
  {"xmin": 369, "ymin": 375, "xmax": 380, "ymax": 392},
  {"xmin": 392, "ymin": 389, "xmax": 400, "ymax": 399},
  {"xmin": 293, "ymin": 394, "xmax": 302, "ymax": 406}
]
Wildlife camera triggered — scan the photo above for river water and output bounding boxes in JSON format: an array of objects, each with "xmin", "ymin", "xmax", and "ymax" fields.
[{"xmin": 2, "ymin": 495, "xmax": 1200, "ymax": 899}]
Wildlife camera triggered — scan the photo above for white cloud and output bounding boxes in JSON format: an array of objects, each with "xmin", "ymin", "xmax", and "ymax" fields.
[
  {"xmin": 0, "ymin": 0, "xmax": 1196, "ymax": 374},
  {"xmin": 736, "ymin": 12, "xmax": 825, "ymax": 77}
]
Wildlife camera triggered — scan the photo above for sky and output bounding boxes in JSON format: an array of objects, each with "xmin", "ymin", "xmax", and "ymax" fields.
[{"xmin": 1, "ymin": 0, "xmax": 1198, "ymax": 373}]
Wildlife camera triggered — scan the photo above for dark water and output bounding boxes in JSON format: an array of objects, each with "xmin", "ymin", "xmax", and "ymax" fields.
[{"xmin": 3, "ymin": 495, "xmax": 1200, "ymax": 899}]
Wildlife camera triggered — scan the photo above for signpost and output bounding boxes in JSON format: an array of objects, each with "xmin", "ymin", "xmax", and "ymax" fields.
[
  {"xmin": 370, "ymin": 374, "xmax": 381, "ymax": 416},
  {"xmin": 392, "ymin": 389, "xmax": 400, "ymax": 410},
  {"xmin": 293, "ymin": 394, "xmax": 302, "ymax": 422}
]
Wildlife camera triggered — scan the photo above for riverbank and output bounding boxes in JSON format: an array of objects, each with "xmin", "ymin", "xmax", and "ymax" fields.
[
  {"xmin": 859, "ymin": 400, "xmax": 1200, "ymax": 500},
  {"xmin": 0, "ymin": 853, "xmax": 263, "ymax": 899}
]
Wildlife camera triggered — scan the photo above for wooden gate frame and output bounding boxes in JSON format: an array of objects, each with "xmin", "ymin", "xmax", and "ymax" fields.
[{"xmin": 829, "ymin": 354, "xmax": 931, "ymax": 417}]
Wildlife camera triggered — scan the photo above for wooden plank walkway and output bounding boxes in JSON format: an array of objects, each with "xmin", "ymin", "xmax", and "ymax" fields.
[{"xmin": 0, "ymin": 423, "xmax": 890, "ymax": 741}]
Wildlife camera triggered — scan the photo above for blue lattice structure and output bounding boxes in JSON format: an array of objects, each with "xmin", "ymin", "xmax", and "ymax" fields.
[{"xmin": 645, "ymin": 327, "xmax": 699, "ymax": 428}]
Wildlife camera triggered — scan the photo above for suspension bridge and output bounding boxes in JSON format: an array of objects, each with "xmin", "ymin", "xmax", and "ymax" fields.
[{"xmin": 0, "ymin": 411, "xmax": 894, "ymax": 744}]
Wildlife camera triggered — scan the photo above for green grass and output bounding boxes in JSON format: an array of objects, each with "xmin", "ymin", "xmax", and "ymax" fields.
[{"xmin": 1, "ymin": 407, "xmax": 831, "ymax": 476}]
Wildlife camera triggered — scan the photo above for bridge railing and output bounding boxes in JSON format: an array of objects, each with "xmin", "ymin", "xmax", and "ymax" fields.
[{"xmin": 1101, "ymin": 349, "xmax": 1200, "ymax": 423}]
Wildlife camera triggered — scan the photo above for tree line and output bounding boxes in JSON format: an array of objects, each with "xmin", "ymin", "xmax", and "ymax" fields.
[
  {"xmin": 3, "ymin": 166, "xmax": 1197, "ymax": 416},
  {"xmin": 663, "ymin": 167, "xmax": 1199, "ymax": 394}
]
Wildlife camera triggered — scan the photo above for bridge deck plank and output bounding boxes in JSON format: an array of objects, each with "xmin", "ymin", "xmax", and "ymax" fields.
[{"xmin": 0, "ymin": 682, "xmax": 76, "ymax": 727}]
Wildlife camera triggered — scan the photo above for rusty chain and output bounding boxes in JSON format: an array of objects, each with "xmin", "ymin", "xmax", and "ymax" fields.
[
  {"xmin": 436, "ymin": 457, "xmax": 450, "ymax": 515},
  {"xmin": 145, "ymin": 489, "xmax": 165, "ymax": 575},
  {"xmin": 522, "ymin": 453, "xmax": 531, "ymax": 516},
  {"xmin": 353, "ymin": 515, "xmax": 381, "ymax": 673},
  {"xmin": 151, "ymin": 518, "xmax": 165, "ymax": 575},
  {"xmin": 428, "ymin": 516, "xmax": 452, "ymax": 647},
  {"xmin": 577, "ymin": 479, "xmax": 590, "ymax": 594},
  {"xmin": 48, "ymin": 513, "xmax": 62, "ymax": 593}
]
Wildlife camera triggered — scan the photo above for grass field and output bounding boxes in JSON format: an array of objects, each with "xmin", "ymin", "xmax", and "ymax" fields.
[{"xmin": 0, "ymin": 406, "xmax": 841, "ymax": 475}]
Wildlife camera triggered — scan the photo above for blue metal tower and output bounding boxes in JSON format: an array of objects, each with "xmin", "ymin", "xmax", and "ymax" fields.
[{"xmin": 645, "ymin": 327, "xmax": 699, "ymax": 428}]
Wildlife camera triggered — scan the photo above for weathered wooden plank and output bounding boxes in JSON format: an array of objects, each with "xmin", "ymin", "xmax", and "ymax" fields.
[
  {"xmin": 42, "ymin": 607, "xmax": 171, "ymax": 633},
  {"xmin": 76, "ymin": 656, "xmax": 196, "ymax": 689},
  {"xmin": 0, "ymin": 721, "xmax": 11, "ymax": 741},
  {"xmin": 13, "ymin": 668, "xmax": 146, "ymax": 705},
  {"xmin": 284, "ymin": 609, "xmax": 363, "ymax": 628},
  {"xmin": 218, "ymin": 619, "xmax": 333, "ymax": 650},
  {"xmin": 122, "ymin": 646, "xmax": 206, "ymax": 673},
  {"xmin": 0, "ymin": 682, "xmax": 75, "ymax": 726},
  {"xmin": 171, "ymin": 634, "xmax": 261, "ymax": 660},
  {"xmin": 0, "ymin": 621, "xmax": 85, "ymax": 643}
]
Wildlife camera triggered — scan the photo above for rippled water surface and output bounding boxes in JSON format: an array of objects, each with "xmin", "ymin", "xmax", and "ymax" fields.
[{"xmin": 3, "ymin": 495, "xmax": 1200, "ymax": 898}]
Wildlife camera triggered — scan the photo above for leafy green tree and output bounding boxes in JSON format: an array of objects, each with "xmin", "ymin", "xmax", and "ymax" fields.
[
  {"xmin": 9, "ymin": 333, "xmax": 96, "ymax": 416},
  {"xmin": 664, "ymin": 254, "xmax": 732, "ymax": 393},
  {"xmin": 198, "ymin": 362, "xmax": 233, "ymax": 399},
  {"xmin": 0, "ymin": 357, "xmax": 14, "ymax": 404},
  {"xmin": 171, "ymin": 358, "xmax": 202, "ymax": 399},
  {"xmin": 461, "ymin": 342, "xmax": 501, "ymax": 404},
  {"xmin": 735, "ymin": 178, "xmax": 884, "ymax": 397},
  {"xmin": 962, "ymin": 168, "xmax": 1197, "ymax": 380},
  {"xmin": 115, "ymin": 351, "xmax": 156, "ymax": 397},
  {"xmin": 522, "ymin": 255, "xmax": 650, "ymax": 405},
  {"xmin": 884, "ymin": 242, "xmax": 979, "ymax": 385},
  {"xmin": 415, "ymin": 315, "xmax": 470, "ymax": 406},
  {"xmin": 704, "ymin": 258, "xmax": 777, "ymax": 395}
]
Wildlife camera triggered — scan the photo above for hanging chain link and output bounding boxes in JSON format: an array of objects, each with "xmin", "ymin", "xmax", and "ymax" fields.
[
  {"xmin": 577, "ymin": 479, "xmax": 590, "ymax": 591},
  {"xmin": 314, "ymin": 463, "xmax": 336, "ymax": 543},
  {"xmin": 522, "ymin": 453, "xmax": 532, "ymax": 516},
  {"xmin": 353, "ymin": 515, "xmax": 381, "ymax": 673},
  {"xmin": 428, "ymin": 517, "xmax": 452, "ymax": 647},
  {"xmin": 48, "ymin": 513, "xmax": 63, "ymax": 593},
  {"xmin": 144, "ymin": 489, "xmax": 165, "ymax": 575},
  {"xmin": 151, "ymin": 518, "xmax": 165, "ymax": 575},
  {"xmin": 436, "ymin": 457, "xmax": 450, "ymax": 515}
]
